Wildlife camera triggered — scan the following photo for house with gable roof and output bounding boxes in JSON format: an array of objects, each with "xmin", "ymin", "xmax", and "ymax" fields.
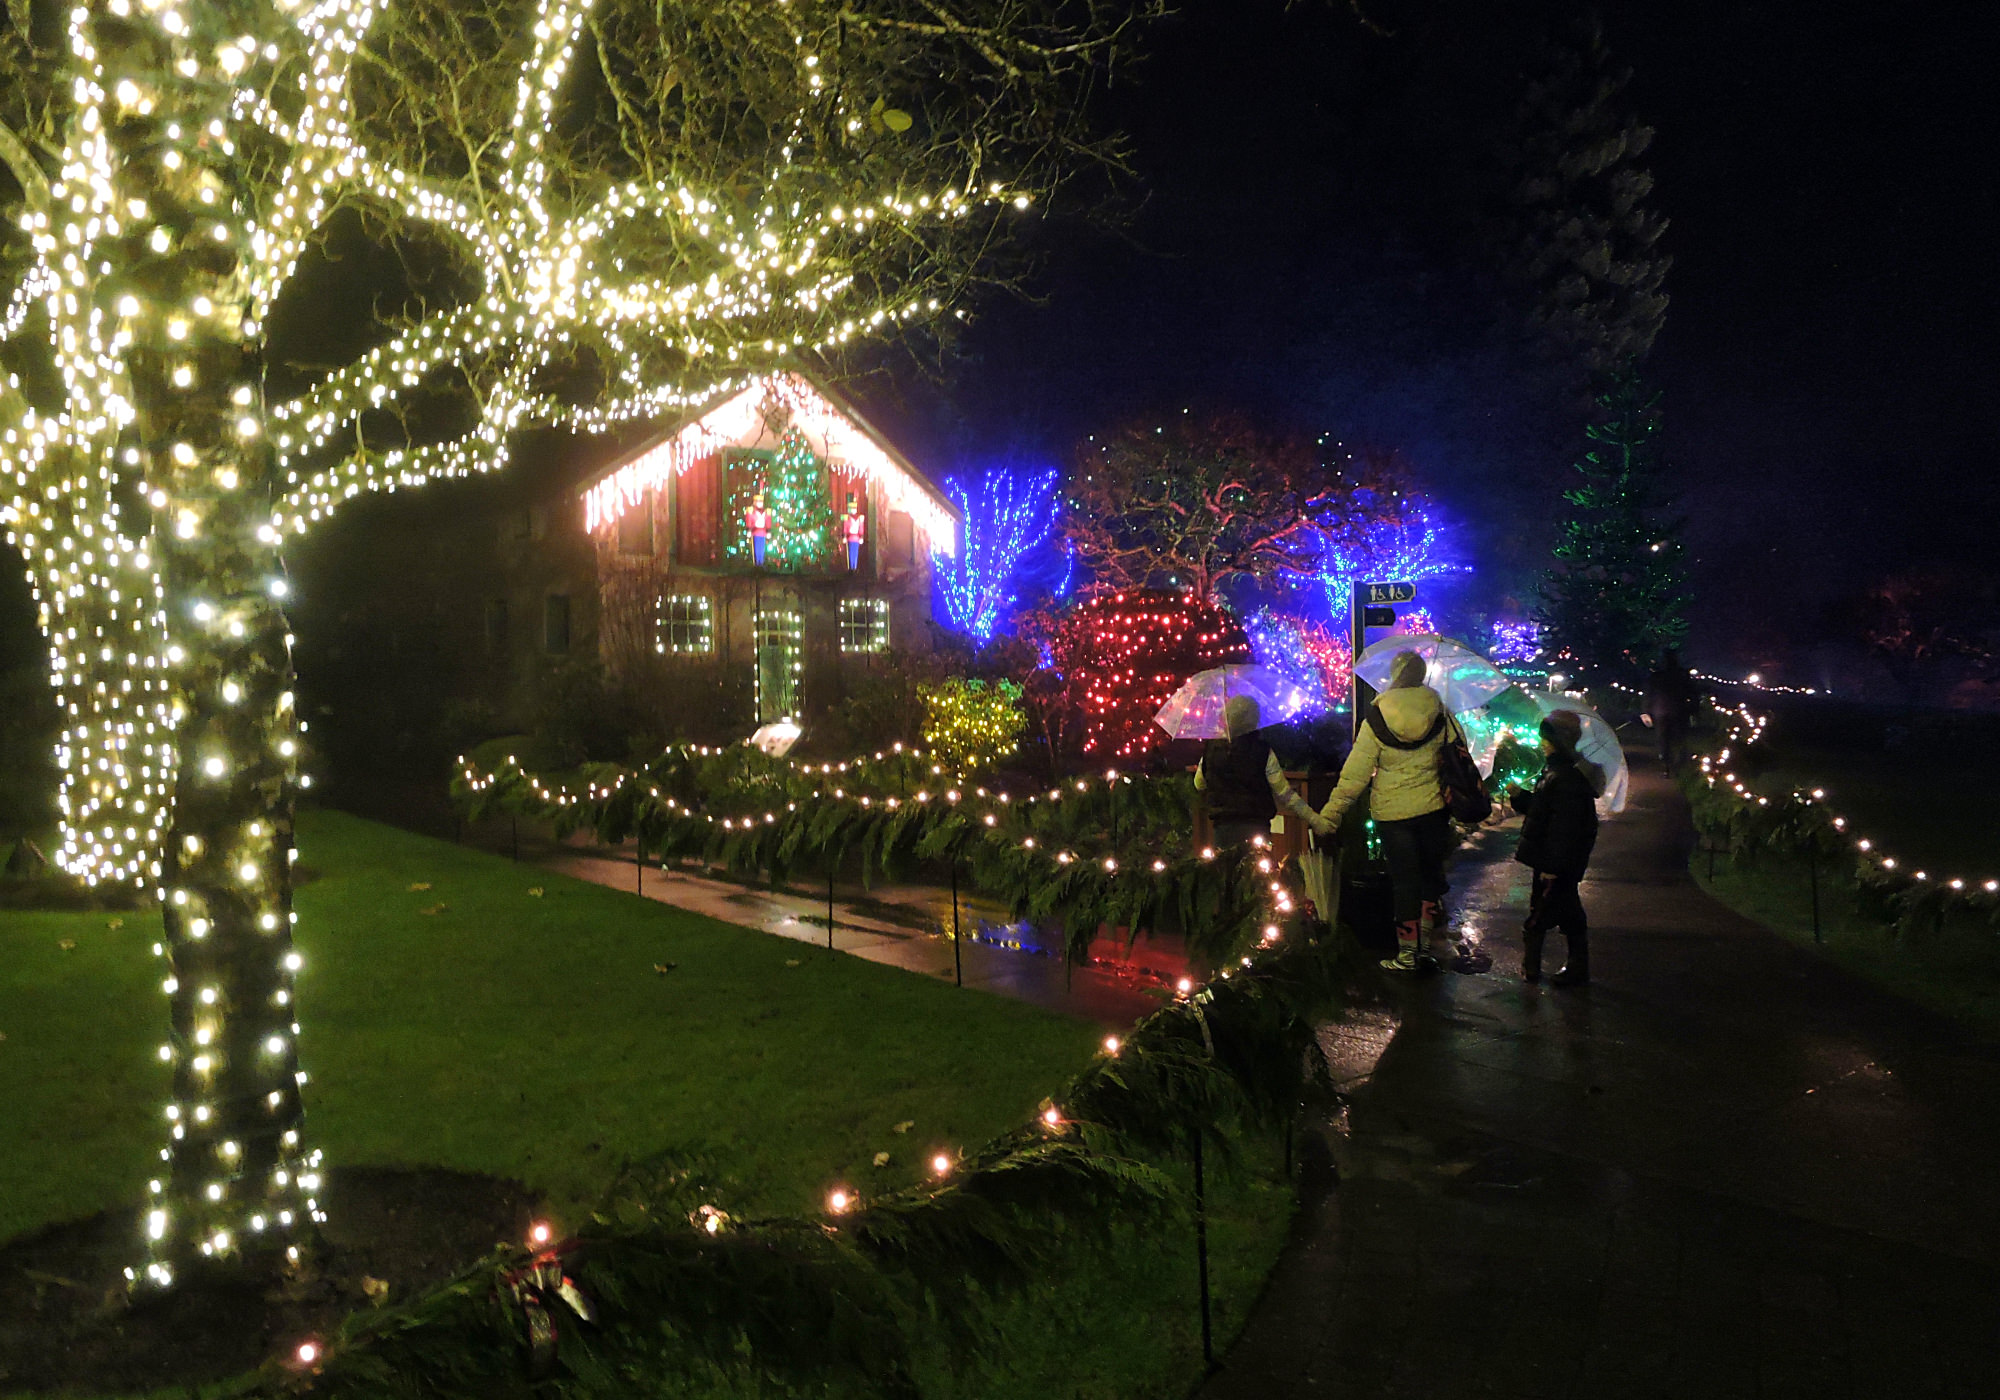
[{"xmin": 572, "ymin": 370, "xmax": 961, "ymax": 728}]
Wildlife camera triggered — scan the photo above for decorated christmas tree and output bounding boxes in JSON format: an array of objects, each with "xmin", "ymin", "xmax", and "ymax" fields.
[
  {"xmin": 726, "ymin": 429, "xmax": 835, "ymax": 570},
  {"xmin": 1537, "ymin": 371, "xmax": 1690, "ymax": 683}
]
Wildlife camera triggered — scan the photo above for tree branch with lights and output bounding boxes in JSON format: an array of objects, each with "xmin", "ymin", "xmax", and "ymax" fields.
[{"xmin": 0, "ymin": 0, "xmax": 1159, "ymax": 1292}]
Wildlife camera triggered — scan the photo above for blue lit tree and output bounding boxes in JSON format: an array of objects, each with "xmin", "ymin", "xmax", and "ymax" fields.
[
  {"xmin": 933, "ymin": 466, "xmax": 1060, "ymax": 641},
  {"xmin": 1294, "ymin": 446, "xmax": 1459, "ymax": 618}
]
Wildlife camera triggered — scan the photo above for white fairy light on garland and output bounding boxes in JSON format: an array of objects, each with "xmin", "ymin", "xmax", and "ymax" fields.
[{"xmin": 1697, "ymin": 703, "xmax": 2000, "ymax": 906}]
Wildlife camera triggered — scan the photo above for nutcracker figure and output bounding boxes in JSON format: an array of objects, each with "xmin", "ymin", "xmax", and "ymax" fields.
[
  {"xmin": 744, "ymin": 490, "xmax": 771, "ymax": 566},
  {"xmin": 842, "ymin": 492, "xmax": 866, "ymax": 570}
]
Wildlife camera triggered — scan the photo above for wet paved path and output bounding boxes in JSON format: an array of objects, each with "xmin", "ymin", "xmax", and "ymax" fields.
[
  {"xmin": 1204, "ymin": 761, "xmax": 2000, "ymax": 1400},
  {"xmin": 538, "ymin": 849, "xmax": 1169, "ymax": 1028}
]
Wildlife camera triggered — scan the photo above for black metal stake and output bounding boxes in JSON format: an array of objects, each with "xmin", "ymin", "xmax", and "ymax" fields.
[
  {"xmin": 635, "ymin": 841, "xmax": 643, "ymax": 895},
  {"xmin": 1808, "ymin": 841, "xmax": 1821, "ymax": 944},
  {"xmin": 827, "ymin": 863, "xmax": 836, "ymax": 951},
  {"xmin": 951, "ymin": 860, "xmax": 963, "ymax": 987},
  {"xmin": 1193, "ymin": 1126, "xmax": 1214, "ymax": 1371}
]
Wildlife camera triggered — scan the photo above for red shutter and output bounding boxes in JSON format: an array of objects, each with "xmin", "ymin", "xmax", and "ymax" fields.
[{"xmin": 674, "ymin": 454, "xmax": 720, "ymax": 565}]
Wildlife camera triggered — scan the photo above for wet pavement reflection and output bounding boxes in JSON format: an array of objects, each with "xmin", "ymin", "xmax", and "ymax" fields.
[{"xmin": 1204, "ymin": 758, "xmax": 2000, "ymax": 1400}]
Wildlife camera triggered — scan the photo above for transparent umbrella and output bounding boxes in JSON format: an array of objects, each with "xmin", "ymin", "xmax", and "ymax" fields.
[
  {"xmin": 1355, "ymin": 633, "xmax": 1512, "ymax": 714},
  {"xmin": 1532, "ymin": 692, "xmax": 1630, "ymax": 815},
  {"xmin": 1154, "ymin": 664, "xmax": 1315, "ymax": 740}
]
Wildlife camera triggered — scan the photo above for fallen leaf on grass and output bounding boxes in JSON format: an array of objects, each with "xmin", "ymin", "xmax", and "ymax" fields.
[
  {"xmin": 527, "ymin": 887, "xmax": 544, "ymax": 897},
  {"xmin": 872, "ymin": 1152, "xmax": 891, "ymax": 1167},
  {"xmin": 784, "ymin": 959, "xmax": 802, "ymax": 968},
  {"xmin": 418, "ymin": 903, "xmax": 448, "ymax": 916},
  {"xmin": 407, "ymin": 882, "xmax": 432, "ymax": 892},
  {"xmin": 57, "ymin": 939, "xmax": 76, "ymax": 951},
  {"xmin": 653, "ymin": 962, "xmax": 677, "ymax": 975},
  {"xmin": 105, "ymin": 917, "xmax": 123, "ymax": 930},
  {"xmin": 892, "ymin": 1120, "xmax": 914, "ymax": 1135}
]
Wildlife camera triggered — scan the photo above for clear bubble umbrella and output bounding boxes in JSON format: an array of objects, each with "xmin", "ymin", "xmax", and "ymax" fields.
[
  {"xmin": 1354, "ymin": 633, "xmax": 1513, "ymax": 714},
  {"xmin": 1154, "ymin": 664, "xmax": 1316, "ymax": 741},
  {"xmin": 1532, "ymin": 692, "xmax": 1630, "ymax": 815}
]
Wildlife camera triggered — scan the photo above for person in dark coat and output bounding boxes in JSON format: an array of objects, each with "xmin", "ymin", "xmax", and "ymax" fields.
[
  {"xmin": 1644, "ymin": 650, "xmax": 1698, "ymax": 773},
  {"xmin": 1194, "ymin": 694, "xmax": 1330, "ymax": 850},
  {"xmin": 1510, "ymin": 709, "xmax": 1601, "ymax": 986}
]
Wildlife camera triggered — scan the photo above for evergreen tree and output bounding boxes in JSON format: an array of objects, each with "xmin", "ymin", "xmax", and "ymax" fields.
[
  {"xmin": 726, "ymin": 430, "xmax": 833, "ymax": 570},
  {"xmin": 1495, "ymin": 16, "xmax": 1671, "ymax": 379},
  {"xmin": 1537, "ymin": 371, "xmax": 1688, "ymax": 682}
]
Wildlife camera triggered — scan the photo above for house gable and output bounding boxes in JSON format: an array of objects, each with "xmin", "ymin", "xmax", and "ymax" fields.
[{"xmin": 579, "ymin": 371, "xmax": 958, "ymax": 556}]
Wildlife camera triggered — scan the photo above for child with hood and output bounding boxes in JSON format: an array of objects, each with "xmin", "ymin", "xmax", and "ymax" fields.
[
  {"xmin": 1510, "ymin": 708, "xmax": 1601, "ymax": 986},
  {"xmin": 1318, "ymin": 650, "xmax": 1462, "ymax": 972}
]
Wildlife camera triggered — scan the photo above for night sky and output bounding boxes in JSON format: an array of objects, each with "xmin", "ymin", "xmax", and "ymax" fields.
[{"xmin": 904, "ymin": 0, "xmax": 1999, "ymax": 677}]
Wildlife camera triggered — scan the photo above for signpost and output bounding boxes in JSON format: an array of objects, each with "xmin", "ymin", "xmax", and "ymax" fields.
[{"xmin": 1351, "ymin": 581, "xmax": 1416, "ymax": 733}]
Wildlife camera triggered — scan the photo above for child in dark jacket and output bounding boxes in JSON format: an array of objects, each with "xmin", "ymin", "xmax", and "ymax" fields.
[{"xmin": 1510, "ymin": 710, "xmax": 1601, "ymax": 986}]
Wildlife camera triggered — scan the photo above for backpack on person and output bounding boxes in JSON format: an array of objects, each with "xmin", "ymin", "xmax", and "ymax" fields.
[{"xmin": 1364, "ymin": 706, "xmax": 1494, "ymax": 825}]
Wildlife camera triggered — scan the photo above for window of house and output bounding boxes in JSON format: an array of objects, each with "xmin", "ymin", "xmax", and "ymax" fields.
[
  {"xmin": 485, "ymin": 599, "xmax": 509, "ymax": 651},
  {"xmin": 543, "ymin": 593, "xmax": 571, "ymax": 654},
  {"xmin": 616, "ymin": 493, "xmax": 655, "ymax": 555},
  {"xmin": 839, "ymin": 598, "xmax": 889, "ymax": 654},
  {"xmin": 656, "ymin": 593, "xmax": 713, "ymax": 655}
]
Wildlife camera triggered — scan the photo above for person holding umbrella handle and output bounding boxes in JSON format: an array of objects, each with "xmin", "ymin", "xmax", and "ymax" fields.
[{"xmin": 1318, "ymin": 650, "xmax": 1462, "ymax": 972}]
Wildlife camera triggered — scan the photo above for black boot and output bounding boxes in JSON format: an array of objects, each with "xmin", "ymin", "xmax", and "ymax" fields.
[
  {"xmin": 1521, "ymin": 926, "xmax": 1545, "ymax": 982},
  {"xmin": 1550, "ymin": 929, "xmax": 1590, "ymax": 987}
]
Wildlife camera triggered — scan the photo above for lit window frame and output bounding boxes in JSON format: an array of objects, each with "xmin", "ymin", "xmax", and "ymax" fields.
[
  {"xmin": 839, "ymin": 597, "xmax": 889, "ymax": 654},
  {"xmin": 656, "ymin": 593, "xmax": 714, "ymax": 655}
]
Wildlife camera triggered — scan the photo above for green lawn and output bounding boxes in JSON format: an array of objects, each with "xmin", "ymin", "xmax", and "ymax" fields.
[
  {"xmin": 0, "ymin": 808, "xmax": 1299, "ymax": 1397},
  {"xmin": 1757, "ymin": 740, "xmax": 2000, "ymax": 878},
  {"xmin": 1, "ymin": 807, "xmax": 1100, "ymax": 1245},
  {"xmin": 1696, "ymin": 729, "xmax": 2000, "ymax": 1045}
]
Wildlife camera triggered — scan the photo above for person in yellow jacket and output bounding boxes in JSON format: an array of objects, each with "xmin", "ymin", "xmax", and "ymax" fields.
[{"xmin": 1319, "ymin": 650, "xmax": 1463, "ymax": 971}]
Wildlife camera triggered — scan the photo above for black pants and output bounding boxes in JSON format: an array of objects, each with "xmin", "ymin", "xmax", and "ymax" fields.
[
  {"xmin": 1379, "ymin": 808, "xmax": 1452, "ymax": 922},
  {"xmin": 1527, "ymin": 872, "xmax": 1587, "ymax": 937}
]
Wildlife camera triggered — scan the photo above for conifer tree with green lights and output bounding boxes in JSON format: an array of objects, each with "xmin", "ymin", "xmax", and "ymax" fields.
[{"xmin": 1536, "ymin": 370, "xmax": 1688, "ymax": 683}]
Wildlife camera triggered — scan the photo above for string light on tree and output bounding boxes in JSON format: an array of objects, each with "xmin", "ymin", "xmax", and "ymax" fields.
[
  {"xmin": 932, "ymin": 464, "xmax": 1058, "ymax": 639},
  {"xmin": 1, "ymin": 0, "xmax": 1146, "ymax": 1289}
]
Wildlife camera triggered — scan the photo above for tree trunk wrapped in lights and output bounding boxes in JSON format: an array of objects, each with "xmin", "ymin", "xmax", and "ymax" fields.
[{"xmin": 1, "ymin": 0, "xmax": 1159, "ymax": 1289}]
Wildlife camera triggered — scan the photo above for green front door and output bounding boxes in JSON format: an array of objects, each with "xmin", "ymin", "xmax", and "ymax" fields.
[{"xmin": 755, "ymin": 606, "xmax": 802, "ymax": 723}]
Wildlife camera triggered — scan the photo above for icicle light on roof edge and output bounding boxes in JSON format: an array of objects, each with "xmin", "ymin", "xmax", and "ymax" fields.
[{"xmin": 583, "ymin": 373, "xmax": 957, "ymax": 555}]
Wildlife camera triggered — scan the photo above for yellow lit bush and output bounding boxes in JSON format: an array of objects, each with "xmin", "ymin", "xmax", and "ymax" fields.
[{"xmin": 920, "ymin": 678, "xmax": 1026, "ymax": 771}]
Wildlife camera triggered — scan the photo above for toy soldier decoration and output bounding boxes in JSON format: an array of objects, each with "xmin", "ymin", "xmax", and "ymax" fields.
[
  {"xmin": 843, "ymin": 492, "xmax": 865, "ymax": 569},
  {"xmin": 745, "ymin": 490, "xmax": 771, "ymax": 566}
]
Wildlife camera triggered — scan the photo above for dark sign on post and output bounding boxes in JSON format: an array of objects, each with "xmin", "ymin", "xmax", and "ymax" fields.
[{"xmin": 1351, "ymin": 581, "xmax": 1417, "ymax": 733}]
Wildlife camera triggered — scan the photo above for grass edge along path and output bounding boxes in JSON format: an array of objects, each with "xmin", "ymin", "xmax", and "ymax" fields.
[{"xmin": 1683, "ymin": 704, "xmax": 2000, "ymax": 1046}]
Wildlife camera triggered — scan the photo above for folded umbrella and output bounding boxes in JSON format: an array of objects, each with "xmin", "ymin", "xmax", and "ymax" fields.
[
  {"xmin": 1298, "ymin": 830, "xmax": 1340, "ymax": 930},
  {"xmin": 1154, "ymin": 664, "xmax": 1315, "ymax": 740}
]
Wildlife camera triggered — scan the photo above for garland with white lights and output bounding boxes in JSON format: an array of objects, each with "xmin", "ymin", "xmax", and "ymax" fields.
[
  {"xmin": 247, "ymin": 865, "xmax": 1349, "ymax": 1395},
  {"xmin": 454, "ymin": 740, "xmax": 1288, "ymax": 965},
  {"xmin": 1688, "ymin": 702, "xmax": 2000, "ymax": 929}
]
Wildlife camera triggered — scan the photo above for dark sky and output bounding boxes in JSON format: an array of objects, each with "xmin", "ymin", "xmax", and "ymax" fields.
[{"xmin": 908, "ymin": 0, "xmax": 2000, "ymax": 675}]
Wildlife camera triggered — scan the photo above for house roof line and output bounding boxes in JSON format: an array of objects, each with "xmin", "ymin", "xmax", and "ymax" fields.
[{"xmin": 573, "ymin": 370, "xmax": 959, "ymax": 546}]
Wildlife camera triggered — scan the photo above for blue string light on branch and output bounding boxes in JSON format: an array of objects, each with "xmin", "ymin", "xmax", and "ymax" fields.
[
  {"xmin": 932, "ymin": 466, "xmax": 1059, "ymax": 640},
  {"xmin": 1305, "ymin": 505, "xmax": 1457, "ymax": 617}
]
